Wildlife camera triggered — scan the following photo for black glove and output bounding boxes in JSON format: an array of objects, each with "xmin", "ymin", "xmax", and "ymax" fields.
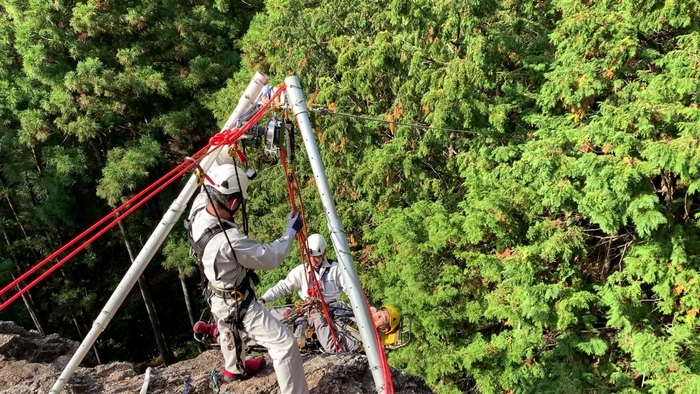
[{"xmin": 286, "ymin": 212, "xmax": 303, "ymax": 233}]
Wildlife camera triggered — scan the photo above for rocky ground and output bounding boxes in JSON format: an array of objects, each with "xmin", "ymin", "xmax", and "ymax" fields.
[{"xmin": 0, "ymin": 321, "xmax": 434, "ymax": 394}]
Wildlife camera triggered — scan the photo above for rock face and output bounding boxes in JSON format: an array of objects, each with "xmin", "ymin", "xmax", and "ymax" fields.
[
  {"xmin": 0, "ymin": 321, "xmax": 434, "ymax": 394},
  {"xmin": 0, "ymin": 321, "xmax": 94, "ymax": 367}
]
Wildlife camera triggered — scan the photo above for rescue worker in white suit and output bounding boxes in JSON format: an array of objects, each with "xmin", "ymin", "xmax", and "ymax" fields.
[
  {"xmin": 256, "ymin": 235, "xmax": 401, "ymax": 354},
  {"xmin": 257, "ymin": 234, "xmax": 350, "ymax": 349},
  {"xmin": 186, "ymin": 152, "xmax": 309, "ymax": 394},
  {"xmin": 258, "ymin": 234, "xmax": 348, "ymax": 306}
]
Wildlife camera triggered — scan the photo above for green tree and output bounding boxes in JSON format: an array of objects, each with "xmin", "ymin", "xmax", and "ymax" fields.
[
  {"xmin": 1, "ymin": 0, "xmax": 260, "ymax": 364},
  {"xmin": 229, "ymin": 0, "xmax": 700, "ymax": 392}
]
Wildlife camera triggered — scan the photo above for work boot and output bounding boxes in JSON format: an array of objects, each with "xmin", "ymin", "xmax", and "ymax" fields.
[
  {"xmin": 193, "ymin": 321, "xmax": 218, "ymax": 337},
  {"xmin": 223, "ymin": 356, "xmax": 267, "ymax": 382}
]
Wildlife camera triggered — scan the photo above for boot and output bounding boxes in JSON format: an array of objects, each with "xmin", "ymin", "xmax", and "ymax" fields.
[{"xmin": 223, "ymin": 356, "xmax": 267, "ymax": 382}]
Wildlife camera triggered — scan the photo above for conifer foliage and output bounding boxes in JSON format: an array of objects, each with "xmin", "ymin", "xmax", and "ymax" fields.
[
  {"xmin": 2, "ymin": 0, "xmax": 700, "ymax": 392},
  {"xmin": 233, "ymin": 0, "xmax": 700, "ymax": 392},
  {"xmin": 0, "ymin": 0, "xmax": 257, "ymax": 361}
]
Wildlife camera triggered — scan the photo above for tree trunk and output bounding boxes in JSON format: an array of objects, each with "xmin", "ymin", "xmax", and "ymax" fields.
[
  {"xmin": 0, "ymin": 173, "xmax": 29, "ymax": 239},
  {"xmin": 31, "ymin": 147, "xmax": 43, "ymax": 174},
  {"xmin": 117, "ymin": 219, "xmax": 175, "ymax": 365},
  {"xmin": 180, "ymin": 269, "xmax": 204, "ymax": 354},
  {"xmin": 180, "ymin": 269, "xmax": 197, "ymax": 327},
  {"xmin": 73, "ymin": 316, "xmax": 102, "ymax": 364},
  {"xmin": 0, "ymin": 173, "xmax": 40, "ymax": 262},
  {"xmin": 11, "ymin": 274, "xmax": 46, "ymax": 335},
  {"xmin": 0, "ymin": 222, "xmax": 46, "ymax": 335},
  {"xmin": 22, "ymin": 172, "xmax": 40, "ymax": 208},
  {"xmin": 54, "ymin": 270, "xmax": 102, "ymax": 363}
]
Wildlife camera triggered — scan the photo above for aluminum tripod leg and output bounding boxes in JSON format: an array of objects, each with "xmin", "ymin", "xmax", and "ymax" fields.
[{"xmin": 285, "ymin": 76, "xmax": 387, "ymax": 393}]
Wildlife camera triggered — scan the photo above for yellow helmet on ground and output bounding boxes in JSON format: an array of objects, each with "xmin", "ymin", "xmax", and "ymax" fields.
[{"xmin": 382, "ymin": 305, "xmax": 401, "ymax": 334}]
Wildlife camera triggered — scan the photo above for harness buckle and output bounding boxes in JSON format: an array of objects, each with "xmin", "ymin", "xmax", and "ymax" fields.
[{"xmin": 209, "ymin": 284, "xmax": 244, "ymax": 302}]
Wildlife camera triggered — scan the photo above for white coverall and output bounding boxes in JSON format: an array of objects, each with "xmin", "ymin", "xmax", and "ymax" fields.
[
  {"xmin": 260, "ymin": 259, "xmax": 355, "ymax": 351},
  {"xmin": 259, "ymin": 258, "xmax": 348, "ymax": 303},
  {"xmin": 188, "ymin": 156, "xmax": 309, "ymax": 394}
]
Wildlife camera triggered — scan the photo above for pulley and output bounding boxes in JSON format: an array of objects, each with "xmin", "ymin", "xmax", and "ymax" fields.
[{"xmin": 240, "ymin": 118, "xmax": 284, "ymax": 153}]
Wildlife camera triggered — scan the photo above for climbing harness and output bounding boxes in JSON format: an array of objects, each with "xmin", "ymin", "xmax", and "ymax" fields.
[
  {"xmin": 183, "ymin": 186, "xmax": 259, "ymax": 373},
  {"xmin": 174, "ymin": 91, "xmax": 287, "ymax": 375}
]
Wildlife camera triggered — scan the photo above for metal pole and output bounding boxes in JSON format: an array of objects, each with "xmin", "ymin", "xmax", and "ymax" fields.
[
  {"xmin": 139, "ymin": 367, "xmax": 152, "ymax": 394},
  {"xmin": 49, "ymin": 72, "xmax": 269, "ymax": 394},
  {"xmin": 284, "ymin": 76, "xmax": 386, "ymax": 393}
]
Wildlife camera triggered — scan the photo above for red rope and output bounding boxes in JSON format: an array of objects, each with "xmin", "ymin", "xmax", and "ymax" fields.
[
  {"xmin": 279, "ymin": 150, "xmax": 343, "ymax": 353},
  {"xmin": 278, "ymin": 151, "xmax": 311, "ymax": 304},
  {"xmin": 209, "ymin": 85, "xmax": 286, "ymax": 147},
  {"xmin": 293, "ymin": 176, "xmax": 342, "ymax": 352},
  {"xmin": 1, "ymin": 86, "xmax": 286, "ymax": 309},
  {"xmin": 0, "ymin": 155, "xmax": 205, "ymax": 311},
  {"xmin": 363, "ymin": 292, "xmax": 395, "ymax": 394},
  {"xmin": 0, "ymin": 144, "xmax": 211, "ymax": 299}
]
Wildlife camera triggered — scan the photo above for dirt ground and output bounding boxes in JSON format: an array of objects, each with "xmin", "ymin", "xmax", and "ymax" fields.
[{"xmin": 0, "ymin": 321, "xmax": 434, "ymax": 394}]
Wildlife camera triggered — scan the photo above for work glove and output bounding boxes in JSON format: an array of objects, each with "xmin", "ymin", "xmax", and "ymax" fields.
[{"xmin": 286, "ymin": 211, "xmax": 303, "ymax": 233}]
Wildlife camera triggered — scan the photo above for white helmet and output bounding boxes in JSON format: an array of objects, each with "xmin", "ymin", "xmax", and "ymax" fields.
[
  {"xmin": 206, "ymin": 164, "xmax": 250, "ymax": 199},
  {"xmin": 307, "ymin": 234, "xmax": 327, "ymax": 257}
]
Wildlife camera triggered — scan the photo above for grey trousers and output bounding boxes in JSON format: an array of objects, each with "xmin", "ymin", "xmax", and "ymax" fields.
[
  {"xmin": 309, "ymin": 312, "xmax": 363, "ymax": 353},
  {"xmin": 210, "ymin": 298, "xmax": 309, "ymax": 394}
]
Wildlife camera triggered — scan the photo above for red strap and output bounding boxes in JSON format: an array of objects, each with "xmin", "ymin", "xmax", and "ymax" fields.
[
  {"xmin": 363, "ymin": 292, "xmax": 395, "ymax": 393},
  {"xmin": 279, "ymin": 149, "xmax": 343, "ymax": 353},
  {"xmin": 0, "ymin": 150, "xmax": 211, "ymax": 311},
  {"xmin": 234, "ymin": 145, "xmax": 246, "ymax": 164}
]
